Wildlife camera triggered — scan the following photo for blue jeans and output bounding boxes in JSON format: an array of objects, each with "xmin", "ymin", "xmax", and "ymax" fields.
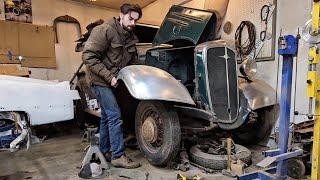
[{"xmin": 92, "ymin": 85, "xmax": 124, "ymax": 159}]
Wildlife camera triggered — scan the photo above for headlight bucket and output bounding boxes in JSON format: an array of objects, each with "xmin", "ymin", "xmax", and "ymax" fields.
[{"xmin": 239, "ymin": 58, "xmax": 257, "ymax": 79}]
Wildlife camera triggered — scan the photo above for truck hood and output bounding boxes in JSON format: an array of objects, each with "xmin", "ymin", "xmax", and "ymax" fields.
[{"xmin": 153, "ymin": 5, "xmax": 217, "ymax": 45}]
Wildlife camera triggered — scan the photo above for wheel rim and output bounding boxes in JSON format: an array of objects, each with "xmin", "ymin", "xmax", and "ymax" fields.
[
  {"xmin": 141, "ymin": 108, "xmax": 164, "ymax": 151},
  {"xmin": 142, "ymin": 116, "xmax": 158, "ymax": 143}
]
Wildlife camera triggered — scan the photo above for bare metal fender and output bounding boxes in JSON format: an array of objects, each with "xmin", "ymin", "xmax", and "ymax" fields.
[
  {"xmin": 117, "ymin": 65, "xmax": 195, "ymax": 105},
  {"xmin": 239, "ymin": 78, "xmax": 277, "ymax": 110}
]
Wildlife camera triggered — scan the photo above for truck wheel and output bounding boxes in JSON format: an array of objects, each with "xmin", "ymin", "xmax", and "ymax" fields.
[
  {"xmin": 234, "ymin": 105, "xmax": 279, "ymax": 144},
  {"xmin": 189, "ymin": 144, "xmax": 251, "ymax": 170},
  {"xmin": 135, "ymin": 101, "xmax": 181, "ymax": 166}
]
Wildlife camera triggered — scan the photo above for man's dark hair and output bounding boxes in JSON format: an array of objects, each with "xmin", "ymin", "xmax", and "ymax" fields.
[{"xmin": 120, "ymin": 4, "xmax": 142, "ymax": 19}]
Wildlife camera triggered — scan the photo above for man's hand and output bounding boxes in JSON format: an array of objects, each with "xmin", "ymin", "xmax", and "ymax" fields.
[{"xmin": 111, "ymin": 77, "xmax": 118, "ymax": 87}]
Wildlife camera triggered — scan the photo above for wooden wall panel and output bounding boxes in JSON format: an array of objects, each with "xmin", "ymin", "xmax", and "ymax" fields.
[
  {"xmin": 0, "ymin": 54, "xmax": 21, "ymax": 64},
  {"xmin": 21, "ymin": 57, "xmax": 56, "ymax": 68},
  {"xmin": 19, "ymin": 23, "xmax": 55, "ymax": 58},
  {"xmin": 0, "ymin": 64, "xmax": 29, "ymax": 77},
  {"xmin": 0, "ymin": 20, "xmax": 56, "ymax": 68},
  {"xmin": 0, "ymin": 21, "xmax": 20, "ymax": 59}
]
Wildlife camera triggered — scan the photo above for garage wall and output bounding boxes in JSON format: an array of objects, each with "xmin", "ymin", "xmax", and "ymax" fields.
[
  {"xmin": 31, "ymin": 0, "xmax": 119, "ymax": 81},
  {"xmin": 257, "ymin": 0, "xmax": 311, "ymax": 125},
  {"xmin": 218, "ymin": 0, "xmax": 311, "ymax": 125},
  {"xmin": 0, "ymin": 0, "xmax": 118, "ymax": 81},
  {"xmin": 0, "ymin": 0, "xmax": 205, "ymax": 81}
]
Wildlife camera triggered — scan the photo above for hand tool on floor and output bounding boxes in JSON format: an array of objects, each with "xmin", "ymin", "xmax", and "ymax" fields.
[
  {"xmin": 177, "ymin": 173, "xmax": 202, "ymax": 180},
  {"xmin": 188, "ymin": 161, "xmax": 216, "ymax": 174},
  {"xmin": 176, "ymin": 150, "xmax": 190, "ymax": 172}
]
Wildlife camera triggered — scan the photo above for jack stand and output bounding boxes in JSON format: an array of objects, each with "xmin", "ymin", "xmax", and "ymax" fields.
[
  {"xmin": 221, "ymin": 138, "xmax": 239, "ymax": 178},
  {"xmin": 239, "ymin": 35, "xmax": 303, "ymax": 180},
  {"xmin": 81, "ymin": 128, "xmax": 109, "ymax": 170}
]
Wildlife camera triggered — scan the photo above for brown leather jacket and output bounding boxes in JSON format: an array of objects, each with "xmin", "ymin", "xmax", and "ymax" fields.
[{"xmin": 82, "ymin": 18, "xmax": 139, "ymax": 87}]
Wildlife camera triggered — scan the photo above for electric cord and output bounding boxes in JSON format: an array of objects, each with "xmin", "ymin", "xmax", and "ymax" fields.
[
  {"xmin": 260, "ymin": 5, "xmax": 270, "ymax": 22},
  {"xmin": 260, "ymin": 4, "xmax": 270, "ymax": 41},
  {"xmin": 235, "ymin": 21, "xmax": 256, "ymax": 59}
]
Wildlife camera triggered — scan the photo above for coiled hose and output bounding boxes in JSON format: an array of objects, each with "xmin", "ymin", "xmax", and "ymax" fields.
[{"xmin": 235, "ymin": 21, "xmax": 256, "ymax": 59}]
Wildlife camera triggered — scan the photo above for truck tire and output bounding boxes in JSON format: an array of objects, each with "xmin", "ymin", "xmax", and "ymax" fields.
[
  {"xmin": 135, "ymin": 101, "xmax": 181, "ymax": 166},
  {"xmin": 189, "ymin": 144, "xmax": 251, "ymax": 170}
]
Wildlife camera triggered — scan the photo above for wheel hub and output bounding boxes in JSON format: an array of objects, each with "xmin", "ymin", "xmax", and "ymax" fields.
[{"xmin": 141, "ymin": 116, "xmax": 158, "ymax": 143}]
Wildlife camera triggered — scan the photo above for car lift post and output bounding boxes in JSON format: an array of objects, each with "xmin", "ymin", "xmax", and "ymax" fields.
[
  {"xmin": 276, "ymin": 34, "xmax": 299, "ymax": 180},
  {"xmin": 309, "ymin": 43, "xmax": 320, "ymax": 180},
  {"xmin": 309, "ymin": 1, "xmax": 320, "ymax": 179},
  {"xmin": 238, "ymin": 34, "xmax": 303, "ymax": 180},
  {"xmin": 239, "ymin": 1, "xmax": 320, "ymax": 179}
]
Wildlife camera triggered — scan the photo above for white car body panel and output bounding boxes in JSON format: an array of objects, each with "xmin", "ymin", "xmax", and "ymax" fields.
[{"xmin": 0, "ymin": 75, "xmax": 80, "ymax": 125}]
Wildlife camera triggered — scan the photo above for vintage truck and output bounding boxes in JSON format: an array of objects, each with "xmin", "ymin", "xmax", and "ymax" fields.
[{"xmin": 75, "ymin": 5, "xmax": 279, "ymax": 166}]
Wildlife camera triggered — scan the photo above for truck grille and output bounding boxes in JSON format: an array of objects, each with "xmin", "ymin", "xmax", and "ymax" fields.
[{"xmin": 206, "ymin": 47, "xmax": 238, "ymax": 123}]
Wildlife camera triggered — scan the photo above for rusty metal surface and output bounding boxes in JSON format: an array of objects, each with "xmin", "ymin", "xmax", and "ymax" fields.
[
  {"xmin": 141, "ymin": 116, "xmax": 158, "ymax": 143},
  {"xmin": 295, "ymin": 127, "xmax": 314, "ymax": 134},
  {"xmin": 294, "ymin": 120, "xmax": 314, "ymax": 134}
]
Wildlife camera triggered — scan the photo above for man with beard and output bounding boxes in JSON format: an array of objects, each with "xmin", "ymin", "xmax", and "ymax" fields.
[{"xmin": 82, "ymin": 4, "xmax": 141, "ymax": 169}]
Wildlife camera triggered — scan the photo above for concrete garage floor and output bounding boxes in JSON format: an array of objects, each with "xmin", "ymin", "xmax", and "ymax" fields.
[{"xmin": 0, "ymin": 122, "xmax": 286, "ymax": 180}]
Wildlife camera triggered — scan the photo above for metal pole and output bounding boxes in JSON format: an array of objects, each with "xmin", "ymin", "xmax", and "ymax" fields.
[
  {"xmin": 276, "ymin": 55, "xmax": 294, "ymax": 180},
  {"xmin": 227, "ymin": 138, "xmax": 232, "ymax": 171}
]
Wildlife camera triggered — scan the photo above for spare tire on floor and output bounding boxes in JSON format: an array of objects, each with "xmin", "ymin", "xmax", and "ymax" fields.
[{"xmin": 189, "ymin": 144, "xmax": 252, "ymax": 170}]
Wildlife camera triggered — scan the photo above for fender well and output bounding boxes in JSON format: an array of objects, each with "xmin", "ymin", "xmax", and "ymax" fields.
[{"xmin": 117, "ymin": 65, "xmax": 195, "ymax": 105}]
